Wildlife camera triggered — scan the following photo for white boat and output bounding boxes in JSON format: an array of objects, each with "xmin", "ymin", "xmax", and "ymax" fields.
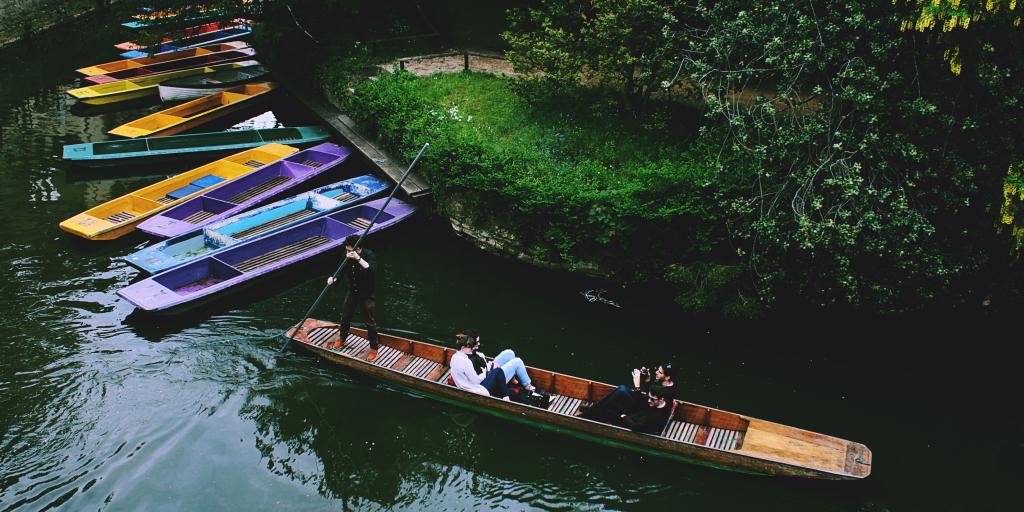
[{"xmin": 157, "ymin": 61, "xmax": 269, "ymax": 102}]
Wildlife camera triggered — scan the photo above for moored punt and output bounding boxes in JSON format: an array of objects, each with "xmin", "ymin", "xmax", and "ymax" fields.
[
  {"xmin": 138, "ymin": 142, "xmax": 352, "ymax": 238},
  {"xmin": 117, "ymin": 198, "xmax": 415, "ymax": 312},
  {"xmin": 121, "ymin": 7, "xmax": 220, "ymax": 29},
  {"xmin": 63, "ymin": 126, "xmax": 330, "ymax": 167},
  {"xmin": 108, "ymin": 82, "xmax": 277, "ymax": 138},
  {"xmin": 59, "ymin": 144, "xmax": 298, "ymax": 240},
  {"xmin": 82, "ymin": 46, "xmax": 255, "ymax": 85},
  {"xmin": 286, "ymin": 321, "xmax": 873, "ymax": 480},
  {"xmin": 158, "ymin": 62, "xmax": 269, "ymax": 102},
  {"xmin": 120, "ymin": 26, "xmax": 253, "ymax": 59},
  {"xmin": 67, "ymin": 61, "xmax": 253, "ymax": 106},
  {"xmin": 113, "ymin": 20, "xmax": 249, "ymax": 51},
  {"xmin": 80, "ymin": 41, "xmax": 249, "ymax": 76},
  {"xmin": 124, "ymin": 175, "xmax": 390, "ymax": 274}
]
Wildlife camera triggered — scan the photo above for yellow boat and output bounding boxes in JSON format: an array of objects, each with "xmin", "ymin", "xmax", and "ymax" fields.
[
  {"xmin": 59, "ymin": 144, "xmax": 298, "ymax": 240},
  {"xmin": 76, "ymin": 41, "xmax": 249, "ymax": 76},
  {"xmin": 67, "ymin": 62, "xmax": 252, "ymax": 106},
  {"xmin": 108, "ymin": 82, "xmax": 277, "ymax": 138}
]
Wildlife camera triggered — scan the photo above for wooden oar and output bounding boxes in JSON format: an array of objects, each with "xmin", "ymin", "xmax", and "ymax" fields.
[{"xmin": 278, "ymin": 142, "xmax": 429, "ymax": 352}]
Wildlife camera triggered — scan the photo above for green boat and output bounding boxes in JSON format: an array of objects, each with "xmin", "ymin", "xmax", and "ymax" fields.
[{"xmin": 63, "ymin": 127, "xmax": 331, "ymax": 168}]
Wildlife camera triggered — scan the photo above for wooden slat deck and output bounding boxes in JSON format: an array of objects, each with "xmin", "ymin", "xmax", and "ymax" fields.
[
  {"xmin": 328, "ymin": 191, "xmax": 358, "ymax": 202},
  {"xmin": 299, "ymin": 159, "xmax": 325, "ymax": 168},
  {"xmin": 232, "ymin": 235, "xmax": 330, "ymax": 272},
  {"xmin": 226, "ymin": 175, "xmax": 290, "ymax": 203},
  {"xmin": 348, "ymin": 217, "xmax": 371, "ymax": 230},
  {"xmin": 156, "ymin": 196, "xmax": 176, "ymax": 204},
  {"xmin": 182, "ymin": 210, "xmax": 217, "ymax": 224},
  {"xmin": 547, "ymin": 395, "xmax": 587, "ymax": 417},
  {"xmin": 231, "ymin": 208, "xmax": 316, "ymax": 239},
  {"xmin": 242, "ymin": 159, "xmax": 265, "ymax": 168},
  {"xmin": 105, "ymin": 211, "xmax": 136, "ymax": 223}
]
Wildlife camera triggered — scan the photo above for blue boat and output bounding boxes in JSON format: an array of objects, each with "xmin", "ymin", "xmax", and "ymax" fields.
[
  {"xmin": 120, "ymin": 26, "xmax": 252, "ymax": 59},
  {"xmin": 63, "ymin": 127, "xmax": 330, "ymax": 168},
  {"xmin": 118, "ymin": 198, "xmax": 416, "ymax": 314},
  {"xmin": 123, "ymin": 175, "xmax": 390, "ymax": 274}
]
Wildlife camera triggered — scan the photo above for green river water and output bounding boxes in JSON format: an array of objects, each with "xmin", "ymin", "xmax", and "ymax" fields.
[{"xmin": 0, "ymin": 12, "xmax": 1020, "ymax": 512}]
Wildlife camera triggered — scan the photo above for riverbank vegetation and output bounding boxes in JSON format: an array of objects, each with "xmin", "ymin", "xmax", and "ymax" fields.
[{"xmin": 260, "ymin": 0, "xmax": 1024, "ymax": 316}]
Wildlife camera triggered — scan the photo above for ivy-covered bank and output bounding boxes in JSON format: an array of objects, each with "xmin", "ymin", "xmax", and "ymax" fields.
[
  {"xmin": 331, "ymin": 71, "xmax": 757, "ymax": 315},
  {"xmin": 261, "ymin": 0, "xmax": 1024, "ymax": 317}
]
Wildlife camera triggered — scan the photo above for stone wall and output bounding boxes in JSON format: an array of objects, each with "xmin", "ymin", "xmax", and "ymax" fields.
[{"xmin": 0, "ymin": 0, "xmax": 99, "ymax": 47}]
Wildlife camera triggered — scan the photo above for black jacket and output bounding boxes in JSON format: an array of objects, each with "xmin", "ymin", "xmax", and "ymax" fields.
[{"xmin": 342, "ymin": 248, "xmax": 376, "ymax": 297}]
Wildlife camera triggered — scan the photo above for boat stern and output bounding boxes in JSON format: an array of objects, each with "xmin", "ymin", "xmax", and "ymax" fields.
[{"xmin": 59, "ymin": 213, "xmax": 118, "ymax": 240}]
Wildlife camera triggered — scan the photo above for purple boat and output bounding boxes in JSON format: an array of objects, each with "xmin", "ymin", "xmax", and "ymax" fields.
[
  {"xmin": 138, "ymin": 143, "xmax": 352, "ymax": 238},
  {"xmin": 117, "ymin": 198, "xmax": 415, "ymax": 314}
]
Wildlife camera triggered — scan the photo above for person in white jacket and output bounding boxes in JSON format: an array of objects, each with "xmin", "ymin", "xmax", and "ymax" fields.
[{"xmin": 450, "ymin": 333, "xmax": 515, "ymax": 399}]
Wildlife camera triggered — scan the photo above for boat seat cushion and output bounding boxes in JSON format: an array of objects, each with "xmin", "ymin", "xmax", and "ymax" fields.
[
  {"xmin": 165, "ymin": 183, "xmax": 203, "ymax": 200},
  {"xmin": 190, "ymin": 175, "xmax": 225, "ymax": 188}
]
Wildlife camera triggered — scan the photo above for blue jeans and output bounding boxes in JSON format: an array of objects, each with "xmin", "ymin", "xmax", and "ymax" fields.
[
  {"xmin": 480, "ymin": 368, "xmax": 508, "ymax": 397},
  {"xmin": 494, "ymin": 349, "xmax": 532, "ymax": 387}
]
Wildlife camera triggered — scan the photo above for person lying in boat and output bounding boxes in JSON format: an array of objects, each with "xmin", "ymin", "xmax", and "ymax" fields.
[
  {"xmin": 464, "ymin": 330, "xmax": 536, "ymax": 392},
  {"xmin": 577, "ymin": 363, "xmax": 677, "ymax": 423},
  {"xmin": 450, "ymin": 332, "xmax": 535, "ymax": 400},
  {"xmin": 614, "ymin": 385, "xmax": 674, "ymax": 434}
]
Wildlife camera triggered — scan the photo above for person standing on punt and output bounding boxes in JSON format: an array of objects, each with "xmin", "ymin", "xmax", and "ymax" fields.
[{"xmin": 325, "ymin": 234, "xmax": 380, "ymax": 361}]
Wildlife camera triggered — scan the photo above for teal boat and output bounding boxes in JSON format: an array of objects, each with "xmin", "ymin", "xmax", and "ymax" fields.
[{"xmin": 62, "ymin": 127, "xmax": 330, "ymax": 168}]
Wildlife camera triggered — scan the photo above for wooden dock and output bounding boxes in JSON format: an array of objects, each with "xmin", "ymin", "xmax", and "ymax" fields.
[{"xmin": 296, "ymin": 94, "xmax": 431, "ymax": 198}]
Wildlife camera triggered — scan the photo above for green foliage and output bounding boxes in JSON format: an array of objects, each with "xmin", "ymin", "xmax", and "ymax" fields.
[
  {"xmin": 665, "ymin": 263, "xmax": 762, "ymax": 318},
  {"xmin": 685, "ymin": 0, "xmax": 1023, "ymax": 311},
  {"xmin": 346, "ymin": 71, "xmax": 740, "ymax": 287},
  {"xmin": 503, "ymin": 0, "xmax": 690, "ymax": 117}
]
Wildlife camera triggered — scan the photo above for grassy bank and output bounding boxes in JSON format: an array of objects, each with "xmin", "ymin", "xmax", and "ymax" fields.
[{"xmin": 339, "ymin": 71, "xmax": 757, "ymax": 316}]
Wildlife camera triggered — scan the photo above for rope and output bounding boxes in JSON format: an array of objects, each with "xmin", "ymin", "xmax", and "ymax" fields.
[{"xmin": 278, "ymin": 142, "xmax": 429, "ymax": 352}]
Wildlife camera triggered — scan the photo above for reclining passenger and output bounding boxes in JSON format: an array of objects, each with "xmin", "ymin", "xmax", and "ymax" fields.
[
  {"xmin": 449, "ymin": 332, "xmax": 534, "ymax": 399},
  {"xmin": 464, "ymin": 330, "xmax": 535, "ymax": 392},
  {"xmin": 578, "ymin": 363, "xmax": 677, "ymax": 423},
  {"xmin": 615, "ymin": 386, "xmax": 674, "ymax": 434}
]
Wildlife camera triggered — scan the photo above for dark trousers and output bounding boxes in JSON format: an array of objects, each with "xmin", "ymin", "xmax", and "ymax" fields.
[
  {"xmin": 584, "ymin": 385, "xmax": 642, "ymax": 423},
  {"xmin": 480, "ymin": 367, "xmax": 508, "ymax": 398},
  {"xmin": 340, "ymin": 292, "xmax": 378, "ymax": 349}
]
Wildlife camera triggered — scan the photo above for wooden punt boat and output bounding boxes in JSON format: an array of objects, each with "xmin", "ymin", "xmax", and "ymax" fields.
[
  {"xmin": 108, "ymin": 82, "xmax": 277, "ymax": 138},
  {"xmin": 117, "ymin": 198, "xmax": 416, "ymax": 312},
  {"xmin": 81, "ymin": 46, "xmax": 255, "ymax": 85},
  {"xmin": 114, "ymin": 20, "xmax": 248, "ymax": 51},
  {"xmin": 68, "ymin": 61, "xmax": 254, "ymax": 105},
  {"xmin": 124, "ymin": 174, "xmax": 390, "ymax": 274},
  {"xmin": 286, "ymin": 322, "xmax": 873, "ymax": 480},
  {"xmin": 79, "ymin": 41, "xmax": 250, "ymax": 77},
  {"xmin": 120, "ymin": 26, "xmax": 252, "ymax": 59},
  {"xmin": 59, "ymin": 144, "xmax": 298, "ymax": 240},
  {"xmin": 137, "ymin": 142, "xmax": 351, "ymax": 238},
  {"xmin": 63, "ymin": 126, "xmax": 329, "ymax": 167},
  {"xmin": 158, "ymin": 62, "xmax": 269, "ymax": 102}
]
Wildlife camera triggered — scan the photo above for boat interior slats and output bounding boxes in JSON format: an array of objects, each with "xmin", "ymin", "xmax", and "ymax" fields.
[
  {"xmin": 232, "ymin": 235, "xmax": 331, "ymax": 272},
  {"xmin": 331, "ymin": 192, "xmax": 358, "ymax": 202},
  {"xmin": 156, "ymin": 196, "xmax": 177, "ymax": 204},
  {"xmin": 300, "ymin": 159, "xmax": 324, "ymax": 168},
  {"xmin": 231, "ymin": 208, "xmax": 316, "ymax": 239},
  {"xmin": 374, "ymin": 346, "xmax": 404, "ymax": 368},
  {"xmin": 340, "ymin": 336, "xmax": 370, "ymax": 356},
  {"xmin": 105, "ymin": 212, "xmax": 136, "ymax": 223},
  {"xmin": 348, "ymin": 217, "xmax": 372, "ymax": 230},
  {"xmin": 661, "ymin": 420, "xmax": 701, "ymax": 444},
  {"xmin": 226, "ymin": 175, "xmax": 290, "ymax": 203},
  {"xmin": 182, "ymin": 210, "xmax": 218, "ymax": 224},
  {"xmin": 242, "ymin": 159, "xmax": 265, "ymax": 168},
  {"xmin": 547, "ymin": 395, "xmax": 586, "ymax": 417},
  {"xmin": 437, "ymin": 368, "xmax": 451, "ymax": 383},
  {"xmin": 306, "ymin": 326, "xmax": 337, "ymax": 347}
]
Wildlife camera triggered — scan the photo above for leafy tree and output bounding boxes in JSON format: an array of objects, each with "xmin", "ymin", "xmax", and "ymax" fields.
[
  {"xmin": 503, "ymin": 0, "xmax": 689, "ymax": 117},
  {"xmin": 681, "ymin": 0, "xmax": 1023, "ymax": 310}
]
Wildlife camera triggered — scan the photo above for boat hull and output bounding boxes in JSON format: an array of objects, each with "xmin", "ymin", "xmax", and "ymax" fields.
[
  {"xmin": 117, "ymin": 199, "xmax": 416, "ymax": 311},
  {"xmin": 288, "ymin": 322, "xmax": 872, "ymax": 480},
  {"xmin": 124, "ymin": 175, "xmax": 391, "ymax": 274},
  {"xmin": 108, "ymin": 82, "xmax": 277, "ymax": 138},
  {"xmin": 63, "ymin": 127, "xmax": 331, "ymax": 168}
]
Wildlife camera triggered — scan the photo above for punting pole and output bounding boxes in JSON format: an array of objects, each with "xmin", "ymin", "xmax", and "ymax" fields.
[{"xmin": 279, "ymin": 142, "xmax": 429, "ymax": 352}]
